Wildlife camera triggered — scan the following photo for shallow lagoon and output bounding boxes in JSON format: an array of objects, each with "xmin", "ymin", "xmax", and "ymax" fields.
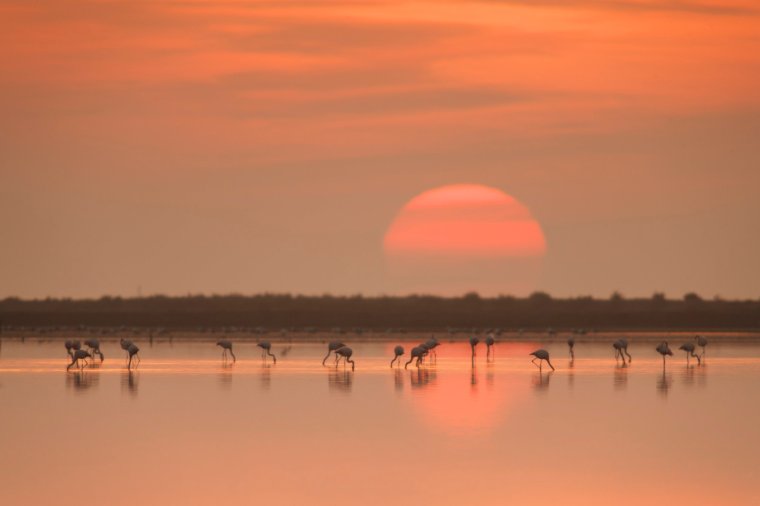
[{"xmin": 1, "ymin": 336, "xmax": 759, "ymax": 505}]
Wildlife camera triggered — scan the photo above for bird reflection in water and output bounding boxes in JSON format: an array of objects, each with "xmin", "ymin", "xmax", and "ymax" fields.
[
  {"xmin": 567, "ymin": 359, "xmax": 575, "ymax": 389},
  {"xmin": 121, "ymin": 370, "xmax": 138, "ymax": 396},
  {"xmin": 532, "ymin": 370, "xmax": 552, "ymax": 391},
  {"xmin": 409, "ymin": 367, "xmax": 434, "ymax": 389},
  {"xmin": 328, "ymin": 368, "xmax": 352, "ymax": 393},
  {"xmin": 218, "ymin": 362, "xmax": 234, "ymax": 389},
  {"xmin": 657, "ymin": 370, "xmax": 673, "ymax": 396},
  {"xmin": 614, "ymin": 363, "xmax": 628, "ymax": 390},
  {"xmin": 260, "ymin": 364, "xmax": 273, "ymax": 390},
  {"xmin": 486, "ymin": 361, "xmax": 495, "ymax": 387},
  {"xmin": 394, "ymin": 368, "xmax": 404, "ymax": 392},
  {"xmin": 66, "ymin": 369, "xmax": 99, "ymax": 392},
  {"xmin": 680, "ymin": 364, "xmax": 707, "ymax": 388}
]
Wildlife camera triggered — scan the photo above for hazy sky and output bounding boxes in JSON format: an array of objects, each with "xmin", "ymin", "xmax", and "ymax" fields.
[{"xmin": 1, "ymin": 0, "xmax": 759, "ymax": 299}]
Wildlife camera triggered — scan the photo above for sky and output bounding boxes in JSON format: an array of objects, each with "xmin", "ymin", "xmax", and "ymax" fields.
[{"xmin": 1, "ymin": 0, "xmax": 759, "ymax": 299}]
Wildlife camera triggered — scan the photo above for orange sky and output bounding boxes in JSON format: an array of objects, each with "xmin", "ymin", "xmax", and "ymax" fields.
[{"xmin": 1, "ymin": 0, "xmax": 759, "ymax": 298}]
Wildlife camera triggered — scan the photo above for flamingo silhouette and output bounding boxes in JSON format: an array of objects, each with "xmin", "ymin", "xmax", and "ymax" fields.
[
  {"xmin": 322, "ymin": 341, "xmax": 345, "ymax": 366},
  {"xmin": 335, "ymin": 346, "xmax": 355, "ymax": 371},
  {"xmin": 613, "ymin": 339, "xmax": 632, "ymax": 363},
  {"xmin": 530, "ymin": 349, "xmax": 555, "ymax": 371},
  {"xmin": 216, "ymin": 340, "xmax": 236, "ymax": 362},
  {"xmin": 390, "ymin": 345, "xmax": 404, "ymax": 368},
  {"xmin": 469, "ymin": 336, "xmax": 479, "ymax": 363},
  {"xmin": 67, "ymin": 349, "xmax": 91, "ymax": 371},
  {"xmin": 84, "ymin": 339, "xmax": 104, "ymax": 362},
  {"xmin": 567, "ymin": 336, "xmax": 575, "ymax": 359},
  {"xmin": 257, "ymin": 341, "xmax": 277, "ymax": 363},
  {"xmin": 127, "ymin": 344, "xmax": 140, "ymax": 370},
  {"xmin": 120, "ymin": 339, "xmax": 134, "ymax": 363},
  {"xmin": 679, "ymin": 342, "xmax": 701, "ymax": 365},
  {"xmin": 656, "ymin": 341, "xmax": 672, "ymax": 368},
  {"xmin": 405, "ymin": 346, "xmax": 427, "ymax": 369},
  {"xmin": 695, "ymin": 335, "xmax": 708, "ymax": 359},
  {"xmin": 485, "ymin": 334, "xmax": 495, "ymax": 359},
  {"xmin": 424, "ymin": 337, "xmax": 439, "ymax": 361}
]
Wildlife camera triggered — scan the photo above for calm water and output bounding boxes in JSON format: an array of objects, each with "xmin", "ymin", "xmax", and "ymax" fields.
[{"xmin": 1, "ymin": 337, "xmax": 760, "ymax": 505}]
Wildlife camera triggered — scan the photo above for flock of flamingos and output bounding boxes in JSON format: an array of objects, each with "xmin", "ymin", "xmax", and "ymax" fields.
[{"xmin": 63, "ymin": 334, "xmax": 709, "ymax": 372}]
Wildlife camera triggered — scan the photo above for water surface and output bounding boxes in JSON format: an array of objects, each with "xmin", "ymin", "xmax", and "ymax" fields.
[{"xmin": 1, "ymin": 337, "xmax": 759, "ymax": 505}]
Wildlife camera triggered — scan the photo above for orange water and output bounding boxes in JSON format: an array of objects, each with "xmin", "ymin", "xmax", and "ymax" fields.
[{"xmin": 1, "ymin": 338, "xmax": 759, "ymax": 505}]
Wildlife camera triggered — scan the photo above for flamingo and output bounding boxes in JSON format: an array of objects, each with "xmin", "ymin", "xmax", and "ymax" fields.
[
  {"xmin": 424, "ymin": 337, "xmax": 439, "ymax": 361},
  {"xmin": 257, "ymin": 341, "xmax": 276, "ymax": 363},
  {"xmin": 120, "ymin": 339, "xmax": 134, "ymax": 362},
  {"xmin": 390, "ymin": 345, "xmax": 404, "ymax": 368},
  {"xmin": 64, "ymin": 340, "xmax": 75, "ymax": 357},
  {"xmin": 127, "ymin": 344, "xmax": 140, "ymax": 370},
  {"xmin": 469, "ymin": 336, "xmax": 479, "ymax": 362},
  {"xmin": 679, "ymin": 342, "xmax": 701, "ymax": 365},
  {"xmin": 613, "ymin": 339, "xmax": 632, "ymax": 363},
  {"xmin": 405, "ymin": 346, "xmax": 427, "ymax": 369},
  {"xmin": 695, "ymin": 335, "xmax": 708, "ymax": 359},
  {"xmin": 567, "ymin": 336, "xmax": 575, "ymax": 359},
  {"xmin": 530, "ymin": 349, "xmax": 555, "ymax": 371},
  {"xmin": 216, "ymin": 340, "xmax": 236, "ymax": 362},
  {"xmin": 485, "ymin": 334, "xmax": 495, "ymax": 359},
  {"xmin": 335, "ymin": 346, "xmax": 355, "ymax": 371},
  {"xmin": 84, "ymin": 339, "xmax": 104, "ymax": 362},
  {"xmin": 67, "ymin": 349, "xmax": 91, "ymax": 371},
  {"xmin": 656, "ymin": 341, "xmax": 672, "ymax": 368},
  {"xmin": 322, "ymin": 341, "xmax": 345, "ymax": 366}
]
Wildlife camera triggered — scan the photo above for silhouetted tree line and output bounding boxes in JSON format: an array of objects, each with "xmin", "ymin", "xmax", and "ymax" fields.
[{"xmin": 1, "ymin": 292, "xmax": 758, "ymax": 331}]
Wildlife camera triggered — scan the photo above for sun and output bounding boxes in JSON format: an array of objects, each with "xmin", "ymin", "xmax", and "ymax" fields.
[{"xmin": 383, "ymin": 184, "xmax": 547, "ymax": 296}]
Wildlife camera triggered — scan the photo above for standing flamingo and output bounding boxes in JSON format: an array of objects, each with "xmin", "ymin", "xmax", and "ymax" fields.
[
  {"xmin": 390, "ymin": 345, "xmax": 404, "ymax": 368},
  {"xmin": 424, "ymin": 337, "xmax": 439, "ymax": 361},
  {"xmin": 127, "ymin": 344, "xmax": 140, "ymax": 370},
  {"xmin": 656, "ymin": 341, "xmax": 672, "ymax": 368},
  {"xmin": 257, "ymin": 341, "xmax": 277, "ymax": 363},
  {"xmin": 405, "ymin": 346, "xmax": 427, "ymax": 369},
  {"xmin": 120, "ymin": 339, "xmax": 134, "ymax": 362},
  {"xmin": 322, "ymin": 341, "xmax": 346, "ymax": 366},
  {"xmin": 469, "ymin": 336, "xmax": 479, "ymax": 362},
  {"xmin": 530, "ymin": 349, "xmax": 555, "ymax": 371},
  {"xmin": 216, "ymin": 340, "xmax": 236, "ymax": 362},
  {"xmin": 613, "ymin": 339, "xmax": 632, "ymax": 363},
  {"xmin": 567, "ymin": 336, "xmax": 575, "ymax": 359},
  {"xmin": 84, "ymin": 339, "xmax": 104, "ymax": 362},
  {"xmin": 679, "ymin": 342, "xmax": 701, "ymax": 365},
  {"xmin": 695, "ymin": 335, "xmax": 708, "ymax": 359},
  {"xmin": 67, "ymin": 349, "xmax": 92, "ymax": 371},
  {"xmin": 485, "ymin": 334, "xmax": 495, "ymax": 359},
  {"xmin": 335, "ymin": 346, "xmax": 355, "ymax": 371}
]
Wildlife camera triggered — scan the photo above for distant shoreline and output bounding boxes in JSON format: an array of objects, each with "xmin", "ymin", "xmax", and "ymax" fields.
[{"xmin": 1, "ymin": 293, "xmax": 758, "ymax": 333}]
